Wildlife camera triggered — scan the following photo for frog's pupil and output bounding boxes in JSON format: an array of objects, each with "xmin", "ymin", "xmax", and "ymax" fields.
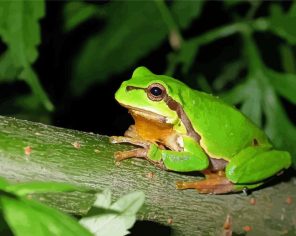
[{"xmin": 150, "ymin": 87, "xmax": 162, "ymax": 96}]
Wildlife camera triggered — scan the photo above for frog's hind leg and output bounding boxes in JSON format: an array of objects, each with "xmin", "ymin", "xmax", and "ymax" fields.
[
  {"xmin": 176, "ymin": 170, "xmax": 235, "ymax": 194},
  {"xmin": 225, "ymin": 146, "xmax": 291, "ymax": 186},
  {"xmin": 176, "ymin": 146, "xmax": 291, "ymax": 194}
]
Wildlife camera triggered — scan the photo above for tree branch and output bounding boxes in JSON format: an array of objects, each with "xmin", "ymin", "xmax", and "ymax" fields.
[{"xmin": 0, "ymin": 115, "xmax": 295, "ymax": 235}]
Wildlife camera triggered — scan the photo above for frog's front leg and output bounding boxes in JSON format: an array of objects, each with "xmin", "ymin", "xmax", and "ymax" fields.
[
  {"xmin": 110, "ymin": 136, "xmax": 151, "ymax": 160},
  {"xmin": 149, "ymin": 137, "xmax": 236, "ymax": 193},
  {"xmin": 110, "ymin": 136, "xmax": 167, "ymax": 169},
  {"xmin": 147, "ymin": 136, "xmax": 209, "ymax": 171}
]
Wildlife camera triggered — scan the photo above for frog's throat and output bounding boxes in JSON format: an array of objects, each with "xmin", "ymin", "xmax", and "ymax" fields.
[
  {"xmin": 123, "ymin": 86, "xmax": 201, "ymax": 144},
  {"xmin": 120, "ymin": 104, "xmax": 167, "ymax": 123}
]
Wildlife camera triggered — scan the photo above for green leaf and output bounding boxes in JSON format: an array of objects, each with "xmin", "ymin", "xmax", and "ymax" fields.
[
  {"xmin": 80, "ymin": 191, "xmax": 145, "ymax": 236},
  {"xmin": 279, "ymin": 44, "xmax": 296, "ymax": 73},
  {"xmin": 289, "ymin": 2, "xmax": 296, "ymax": 15},
  {"xmin": 19, "ymin": 67, "xmax": 54, "ymax": 111},
  {"xmin": 0, "ymin": 52, "xmax": 21, "ymax": 81},
  {"xmin": 14, "ymin": 94, "xmax": 45, "ymax": 112},
  {"xmin": 0, "ymin": 0, "xmax": 53, "ymax": 111},
  {"xmin": 63, "ymin": 1, "xmax": 105, "ymax": 32},
  {"xmin": 110, "ymin": 191, "xmax": 145, "ymax": 229},
  {"xmin": 240, "ymin": 78, "xmax": 262, "ymax": 126},
  {"xmin": 81, "ymin": 213, "xmax": 128, "ymax": 236},
  {"xmin": 175, "ymin": 23, "xmax": 243, "ymax": 75},
  {"xmin": 220, "ymin": 82, "xmax": 248, "ymax": 105},
  {"xmin": 71, "ymin": 1, "xmax": 202, "ymax": 95},
  {"xmin": 71, "ymin": 1, "xmax": 165, "ymax": 95},
  {"xmin": 265, "ymin": 68, "xmax": 296, "ymax": 105},
  {"xmin": 268, "ymin": 4, "xmax": 296, "ymax": 44},
  {"xmin": 112, "ymin": 191, "xmax": 145, "ymax": 213},
  {"xmin": 223, "ymin": 0, "xmax": 244, "ymax": 7},
  {"xmin": 0, "ymin": 94, "xmax": 51, "ymax": 124},
  {"xmin": 221, "ymin": 78, "xmax": 262, "ymax": 126},
  {"xmin": 1, "ymin": 195, "xmax": 92, "ymax": 236},
  {"xmin": 269, "ymin": 16, "xmax": 296, "ymax": 44},
  {"xmin": 5, "ymin": 182, "xmax": 83, "ymax": 197},
  {"xmin": 0, "ymin": 0, "xmax": 44, "ymax": 66},
  {"xmin": 213, "ymin": 60, "xmax": 245, "ymax": 91},
  {"xmin": 262, "ymin": 87, "xmax": 296, "ymax": 167},
  {"xmin": 170, "ymin": 0, "xmax": 203, "ymax": 29},
  {"xmin": 92, "ymin": 189, "xmax": 112, "ymax": 209},
  {"xmin": 196, "ymin": 75, "xmax": 212, "ymax": 94},
  {"xmin": 177, "ymin": 39, "xmax": 200, "ymax": 74}
]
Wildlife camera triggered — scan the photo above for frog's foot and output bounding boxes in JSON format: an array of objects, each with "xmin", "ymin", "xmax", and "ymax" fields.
[
  {"xmin": 111, "ymin": 136, "xmax": 166, "ymax": 169},
  {"xmin": 176, "ymin": 171, "xmax": 234, "ymax": 194},
  {"xmin": 111, "ymin": 136, "xmax": 151, "ymax": 162},
  {"xmin": 114, "ymin": 147, "xmax": 166, "ymax": 170},
  {"xmin": 110, "ymin": 136, "xmax": 151, "ymax": 148}
]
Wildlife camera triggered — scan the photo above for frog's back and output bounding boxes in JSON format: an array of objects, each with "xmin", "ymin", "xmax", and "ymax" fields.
[{"xmin": 182, "ymin": 89, "xmax": 270, "ymax": 160}]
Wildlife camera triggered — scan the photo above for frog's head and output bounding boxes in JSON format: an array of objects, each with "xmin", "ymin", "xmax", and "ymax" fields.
[{"xmin": 115, "ymin": 66, "xmax": 187, "ymax": 125}]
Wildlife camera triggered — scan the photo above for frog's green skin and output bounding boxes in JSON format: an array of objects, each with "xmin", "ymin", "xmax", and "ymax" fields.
[{"xmin": 112, "ymin": 66, "xmax": 291, "ymax": 194}]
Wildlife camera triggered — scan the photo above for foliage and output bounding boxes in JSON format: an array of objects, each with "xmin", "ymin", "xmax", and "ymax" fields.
[
  {"xmin": 0, "ymin": 0, "xmax": 53, "ymax": 112},
  {"xmin": 0, "ymin": 178, "xmax": 144, "ymax": 236},
  {"xmin": 0, "ymin": 1, "xmax": 295, "ymax": 164},
  {"xmin": 80, "ymin": 189, "xmax": 145, "ymax": 236},
  {"xmin": 0, "ymin": 178, "xmax": 92, "ymax": 236},
  {"xmin": 67, "ymin": 0, "xmax": 203, "ymax": 95}
]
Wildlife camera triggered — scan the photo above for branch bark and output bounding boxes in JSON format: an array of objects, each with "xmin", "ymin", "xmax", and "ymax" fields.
[{"xmin": 0, "ymin": 115, "xmax": 295, "ymax": 235}]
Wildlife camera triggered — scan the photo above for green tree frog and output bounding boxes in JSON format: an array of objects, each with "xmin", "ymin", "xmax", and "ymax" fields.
[{"xmin": 110, "ymin": 67, "xmax": 291, "ymax": 194}]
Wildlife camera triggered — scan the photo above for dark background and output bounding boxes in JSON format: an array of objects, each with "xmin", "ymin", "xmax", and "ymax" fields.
[{"xmin": 44, "ymin": 2, "xmax": 292, "ymax": 133}]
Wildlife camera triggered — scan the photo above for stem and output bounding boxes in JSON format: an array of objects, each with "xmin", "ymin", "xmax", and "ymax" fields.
[
  {"xmin": 154, "ymin": 0, "xmax": 183, "ymax": 47},
  {"xmin": 169, "ymin": 18, "xmax": 270, "ymax": 74},
  {"xmin": 246, "ymin": 0, "xmax": 261, "ymax": 20},
  {"xmin": 20, "ymin": 66, "xmax": 54, "ymax": 112},
  {"xmin": 193, "ymin": 22, "xmax": 246, "ymax": 46}
]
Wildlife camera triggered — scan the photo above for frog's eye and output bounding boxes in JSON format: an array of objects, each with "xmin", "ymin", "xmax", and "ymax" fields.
[{"xmin": 147, "ymin": 83, "xmax": 166, "ymax": 101}]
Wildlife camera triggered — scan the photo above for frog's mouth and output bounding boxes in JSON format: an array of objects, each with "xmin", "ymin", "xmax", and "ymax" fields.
[{"xmin": 119, "ymin": 103, "xmax": 167, "ymax": 124}]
